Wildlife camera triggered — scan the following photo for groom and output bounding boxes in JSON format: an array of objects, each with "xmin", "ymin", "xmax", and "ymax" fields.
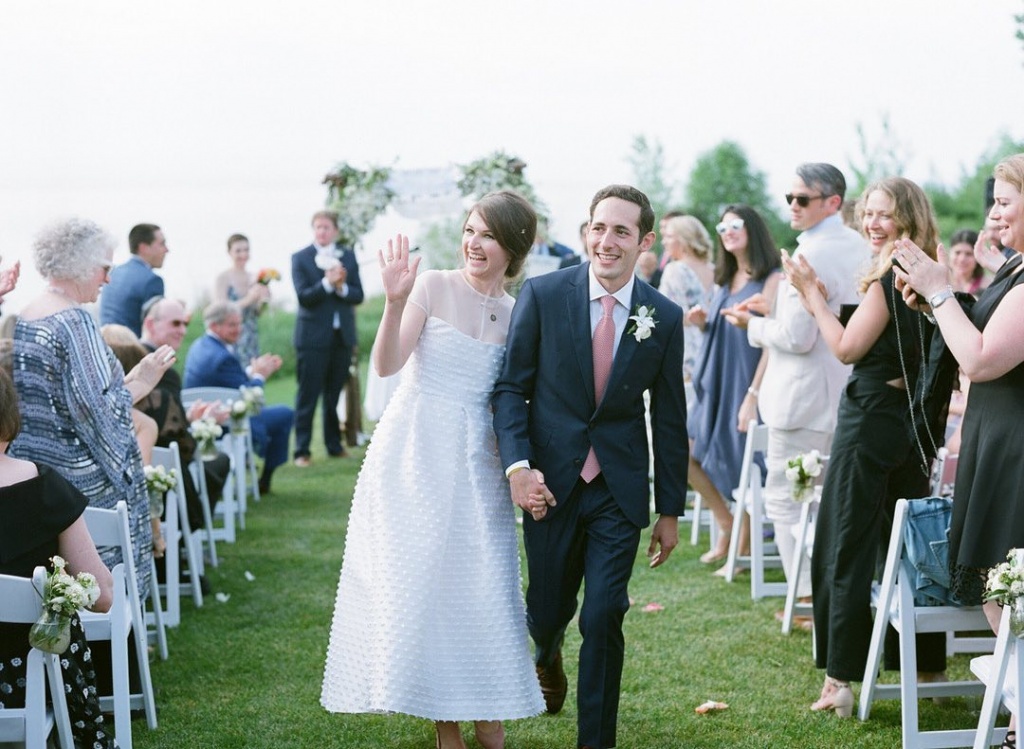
[{"xmin": 493, "ymin": 184, "xmax": 688, "ymax": 749}]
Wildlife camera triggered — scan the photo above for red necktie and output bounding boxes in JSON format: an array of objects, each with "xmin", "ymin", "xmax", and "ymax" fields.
[{"xmin": 581, "ymin": 295, "xmax": 616, "ymax": 482}]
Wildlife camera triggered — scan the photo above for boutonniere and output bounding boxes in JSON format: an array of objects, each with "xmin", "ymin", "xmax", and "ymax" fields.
[{"xmin": 627, "ymin": 304, "xmax": 657, "ymax": 342}]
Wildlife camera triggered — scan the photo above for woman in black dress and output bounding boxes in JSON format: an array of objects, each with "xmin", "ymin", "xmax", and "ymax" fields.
[
  {"xmin": 785, "ymin": 177, "xmax": 947, "ymax": 716},
  {"xmin": 894, "ymin": 153, "xmax": 1024, "ymax": 746}
]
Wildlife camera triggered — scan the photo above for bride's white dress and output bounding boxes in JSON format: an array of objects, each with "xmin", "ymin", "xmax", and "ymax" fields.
[{"xmin": 321, "ymin": 270, "xmax": 543, "ymax": 721}]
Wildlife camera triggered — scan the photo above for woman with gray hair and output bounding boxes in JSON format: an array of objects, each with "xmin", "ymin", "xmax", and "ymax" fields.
[{"xmin": 9, "ymin": 217, "xmax": 175, "ymax": 594}]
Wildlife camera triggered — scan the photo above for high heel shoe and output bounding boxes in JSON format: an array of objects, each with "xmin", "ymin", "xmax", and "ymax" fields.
[
  {"xmin": 810, "ymin": 676, "xmax": 854, "ymax": 718},
  {"xmin": 474, "ymin": 720, "xmax": 504, "ymax": 749},
  {"xmin": 1001, "ymin": 729, "xmax": 1016, "ymax": 748}
]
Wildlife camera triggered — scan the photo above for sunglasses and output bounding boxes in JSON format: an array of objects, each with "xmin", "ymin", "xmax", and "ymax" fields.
[
  {"xmin": 715, "ymin": 218, "xmax": 745, "ymax": 235},
  {"xmin": 785, "ymin": 193, "xmax": 827, "ymax": 208}
]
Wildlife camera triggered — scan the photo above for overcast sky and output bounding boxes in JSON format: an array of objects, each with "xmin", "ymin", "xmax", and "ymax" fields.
[{"xmin": 2, "ymin": 0, "xmax": 1022, "ymax": 307}]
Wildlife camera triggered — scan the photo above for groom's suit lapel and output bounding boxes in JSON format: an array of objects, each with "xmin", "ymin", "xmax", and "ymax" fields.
[{"xmin": 567, "ymin": 266, "xmax": 595, "ymax": 408}]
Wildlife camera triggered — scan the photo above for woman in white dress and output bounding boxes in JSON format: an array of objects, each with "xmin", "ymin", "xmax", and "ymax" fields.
[{"xmin": 321, "ymin": 191, "xmax": 545, "ymax": 749}]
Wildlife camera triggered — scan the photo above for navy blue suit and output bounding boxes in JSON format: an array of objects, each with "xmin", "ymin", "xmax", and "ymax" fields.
[
  {"xmin": 492, "ymin": 263, "xmax": 688, "ymax": 748},
  {"xmin": 290, "ymin": 244, "xmax": 363, "ymax": 458},
  {"xmin": 182, "ymin": 333, "xmax": 294, "ymax": 481},
  {"xmin": 100, "ymin": 256, "xmax": 164, "ymax": 336}
]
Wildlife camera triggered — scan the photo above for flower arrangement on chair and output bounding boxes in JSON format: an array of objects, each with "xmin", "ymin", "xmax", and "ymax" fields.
[
  {"xmin": 785, "ymin": 449, "xmax": 823, "ymax": 503},
  {"xmin": 143, "ymin": 464, "xmax": 178, "ymax": 517},
  {"xmin": 984, "ymin": 548, "xmax": 1024, "ymax": 638},
  {"xmin": 189, "ymin": 417, "xmax": 224, "ymax": 460},
  {"xmin": 229, "ymin": 386, "xmax": 264, "ymax": 431},
  {"xmin": 29, "ymin": 555, "xmax": 101, "ymax": 654}
]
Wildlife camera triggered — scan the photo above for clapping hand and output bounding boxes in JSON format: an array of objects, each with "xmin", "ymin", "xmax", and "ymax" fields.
[
  {"xmin": 685, "ymin": 304, "xmax": 707, "ymax": 330},
  {"xmin": 126, "ymin": 345, "xmax": 177, "ymax": 395},
  {"xmin": 0, "ymin": 260, "xmax": 20, "ymax": 303},
  {"xmin": 378, "ymin": 234, "xmax": 420, "ymax": 303},
  {"xmin": 891, "ymin": 238, "xmax": 951, "ymax": 310},
  {"xmin": 974, "ymin": 232, "xmax": 1007, "ymax": 274}
]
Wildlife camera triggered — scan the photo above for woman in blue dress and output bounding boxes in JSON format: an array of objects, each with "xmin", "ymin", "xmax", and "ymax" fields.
[{"xmin": 687, "ymin": 205, "xmax": 781, "ymax": 568}]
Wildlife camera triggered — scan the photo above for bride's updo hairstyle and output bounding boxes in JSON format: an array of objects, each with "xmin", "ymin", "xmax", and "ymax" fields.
[{"xmin": 468, "ymin": 190, "xmax": 537, "ymax": 279}]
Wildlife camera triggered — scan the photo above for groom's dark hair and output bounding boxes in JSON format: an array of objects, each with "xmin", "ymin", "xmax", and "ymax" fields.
[{"xmin": 589, "ymin": 185, "xmax": 655, "ymax": 237}]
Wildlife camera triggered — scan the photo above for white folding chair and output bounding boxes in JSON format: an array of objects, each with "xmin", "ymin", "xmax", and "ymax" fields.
[
  {"xmin": 182, "ymin": 385, "xmax": 259, "ymax": 523},
  {"xmin": 189, "ymin": 453, "xmax": 219, "ymax": 568},
  {"xmin": 81, "ymin": 502, "xmax": 158, "ymax": 749},
  {"xmin": 150, "ymin": 443, "xmax": 204, "ymax": 630},
  {"xmin": 722, "ymin": 423, "xmax": 785, "ymax": 599},
  {"xmin": 971, "ymin": 601, "xmax": 1017, "ymax": 749},
  {"xmin": 781, "ymin": 494, "xmax": 817, "ymax": 635},
  {"xmin": 0, "ymin": 567, "xmax": 74, "ymax": 749},
  {"xmin": 779, "ymin": 456, "xmax": 829, "ymax": 635},
  {"xmin": 858, "ymin": 498, "xmax": 993, "ymax": 749}
]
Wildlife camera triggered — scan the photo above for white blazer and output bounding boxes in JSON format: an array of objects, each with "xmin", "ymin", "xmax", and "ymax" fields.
[{"xmin": 748, "ymin": 214, "xmax": 871, "ymax": 433}]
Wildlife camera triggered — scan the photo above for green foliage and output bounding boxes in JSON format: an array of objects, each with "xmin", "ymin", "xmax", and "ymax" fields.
[
  {"xmin": 926, "ymin": 132, "xmax": 1024, "ymax": 241},
  {"xmin": 627, "ymin": 135, "xmax": 681, "ymax": 257},
  {"xmin": 456, "ymin": 150, "xmax": 545, "ymax": 216},
  {"xmin": 847, "ymin": 114, "xmax": 911, "ymax": 197},
  {"xmin": 685, "ymin": 140, "xmax": 795, "ymax": 249},
  {"xmin": 323, "ymin": 163, "xmax": 395, "ymax": 246}
]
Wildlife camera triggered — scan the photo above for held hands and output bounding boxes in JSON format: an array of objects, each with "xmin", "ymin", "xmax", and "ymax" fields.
[
  {"xmin": 378, "ymin": 234, "xmax": 420, "ymax": 303},
  {"xmin": 509, "ymin": 468, "xmax": 556, "ymax": 521}
]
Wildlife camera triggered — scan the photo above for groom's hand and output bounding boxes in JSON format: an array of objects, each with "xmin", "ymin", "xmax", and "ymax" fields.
[
  {"xmin": 510, "ymin": 468, "xmax": 556, "ymax": 520},
  {"xmin": 647, "ymin": 515, "xmax": 679, "ymax": 568}
]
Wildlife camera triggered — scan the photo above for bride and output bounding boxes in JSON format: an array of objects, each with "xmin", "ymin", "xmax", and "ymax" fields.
[{"xmin": 321, "ymin": 191, "xmax": 545, "ymax": 748}]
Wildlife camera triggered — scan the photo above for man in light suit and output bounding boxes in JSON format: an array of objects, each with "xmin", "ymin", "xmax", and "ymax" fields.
[
  {"xmin": 183, "ymin": 301, "xmax": 294, "ymax": 493},
  {"xmin": 493, "ymin": 185, "xmax": 688, "ymax": 749},
  {"xmin": 100, "ymin": 223, "xmax": 168, "ymax": 336},
  {"xmin": 290, "ymin": 210, "xmax": 363, "ymax": 466},
  {"xmin": 725, "ymin": 163, "xmax": 869, "ymax": 626}
]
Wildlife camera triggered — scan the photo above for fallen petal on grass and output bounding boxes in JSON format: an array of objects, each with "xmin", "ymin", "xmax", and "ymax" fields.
[{"xmin": 695, "ymin": 700, "xmax": 729, "ymax": 714}]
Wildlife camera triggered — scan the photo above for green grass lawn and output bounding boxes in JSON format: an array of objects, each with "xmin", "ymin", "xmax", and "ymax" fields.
[{"xmin": 136, "ymin": 303, "xmax": 989, "ymax": 748}]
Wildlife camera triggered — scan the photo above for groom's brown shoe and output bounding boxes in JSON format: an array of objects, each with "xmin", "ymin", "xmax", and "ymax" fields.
[{"xmin": 535, "ymin": 651, "xmax": 567, "ymax": 714}]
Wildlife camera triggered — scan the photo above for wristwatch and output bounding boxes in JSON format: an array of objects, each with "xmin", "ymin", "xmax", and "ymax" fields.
[{"xmin": 927, "ymin": 286, "xmax": 955, "ymax": 310}]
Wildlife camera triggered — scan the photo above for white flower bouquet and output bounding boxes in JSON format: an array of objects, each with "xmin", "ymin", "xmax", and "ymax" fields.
[
  {"xmin": 143, "ymin": 464, "xmax": 178, "ymax": 515},
  {"xmin": 785, "ymin": 449, "xmax": 823, "ymax": 502},
  {"xmin": 985, "ymin": 549, "xmax": 1024, "ymax": 637},
  {"xmin": 190, "ymin": 416, "xmax": 224, "ymax": 459},
  {"xmin": 984, "ymin": 549, "xmax": 1024, "ymax": 607},
  {"xmin": 29, "ymin": 555, "xmax": 101, "ymax": 653}
]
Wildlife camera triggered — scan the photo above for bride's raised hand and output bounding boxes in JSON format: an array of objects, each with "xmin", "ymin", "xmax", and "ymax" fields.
[{"xmin": 378, "ymin": 234, "xmax": 420, "ymax": 303}]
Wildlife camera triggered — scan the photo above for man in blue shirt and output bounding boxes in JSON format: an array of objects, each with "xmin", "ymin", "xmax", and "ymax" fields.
[{"xmin": 100, "ymin": 223, "xmax": 168, "ymax": 335}]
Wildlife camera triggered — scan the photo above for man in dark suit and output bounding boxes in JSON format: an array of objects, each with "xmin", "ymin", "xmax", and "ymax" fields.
[
  {"xmin": 290, "ymin": 210, "xmax": 363, "ymax": 466},
  {"xmin": 183, "ymin": 301, "xmax": 294, "ymax": 493},
  {"xmin": 100, "ymin": 223, "xmax": 168, "ymax": 335},
  {"xmin": 493, "ymin": 185, "xmax": 688, "ymax": 749}
]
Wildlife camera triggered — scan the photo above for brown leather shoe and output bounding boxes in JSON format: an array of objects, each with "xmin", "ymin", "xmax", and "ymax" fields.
[{"xmin": 535, "ymin": 651, "xmax": 567, "ymax": 714}]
